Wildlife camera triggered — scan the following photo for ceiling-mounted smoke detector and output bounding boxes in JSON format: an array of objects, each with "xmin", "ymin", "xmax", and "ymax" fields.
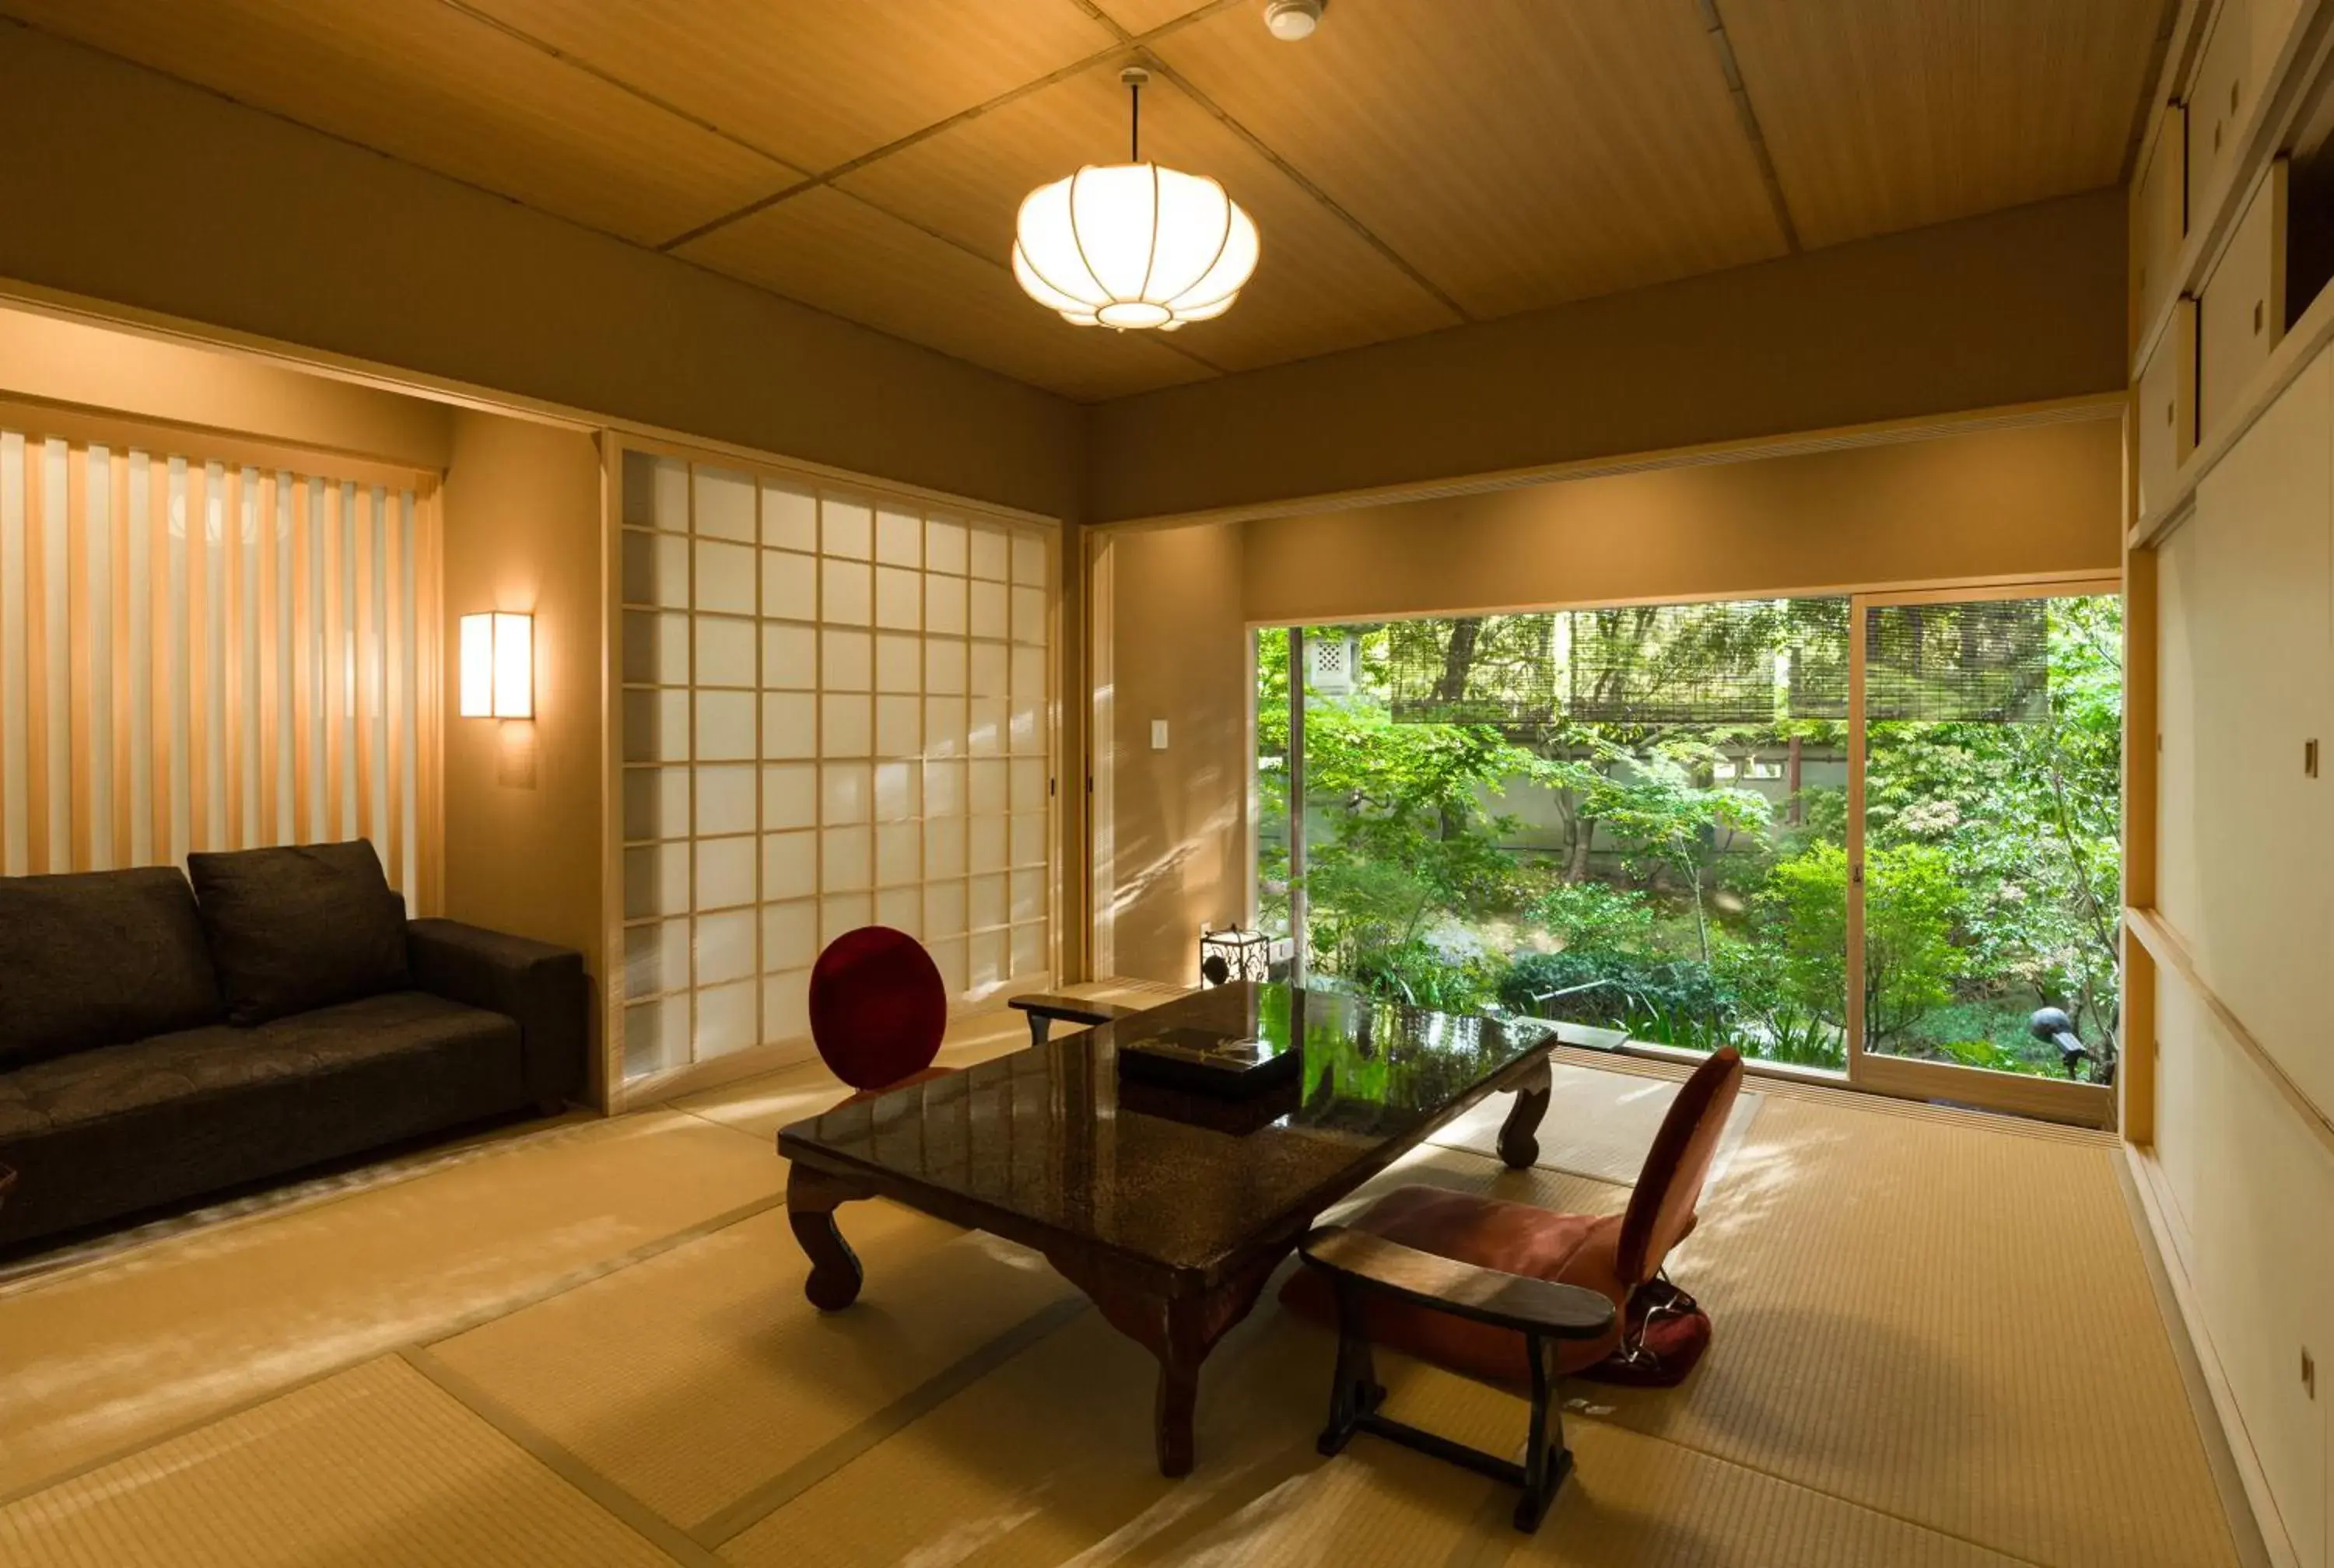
[{"xmin": 1264, "ymin": 0, "xmax": 1323, "ymax": 41}]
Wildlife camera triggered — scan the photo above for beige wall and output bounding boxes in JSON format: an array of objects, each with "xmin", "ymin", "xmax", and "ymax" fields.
[
  {"xmin": 0, "ymin": 23, "xmax": 1081, "ymax": 523},
  {"xmin": 1242, "ymin": 415, "xmax": 2125, "ymax": 625},
  {"xmin": 438, "ymin": 411, "xmax": 608, "ymax": 1098},
  {"xmin": 0, "ymin": 305, "xmax": 453, "ymax": 470},
  {"xmin": 1102, "ymin": 522, "xmax": 1248, "ymax": 987},
  {"xmin": 1086, "ymin": 191, "xmax": 2129, "ymax": 524}
]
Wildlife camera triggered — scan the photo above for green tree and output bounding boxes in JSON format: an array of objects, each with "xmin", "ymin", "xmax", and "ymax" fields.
[
  {"xmin": 1260, "ymin": 625, "xmax": 1554, "ymax": 1003},
  {"xmin": 1530, "ymin": 880, "xmax": 1657, "ymax": 954},
  {"xmin": 1761, "ymin": 842, "xmax": 1966, "ymax": 1048},
  {"xmin": 1572, "ymin": 739, "xmax": 1771, "ymax": 964},
  {"xmin": 1863, "ymin": 597, "xmax": 2122, "ymax": 1049}
]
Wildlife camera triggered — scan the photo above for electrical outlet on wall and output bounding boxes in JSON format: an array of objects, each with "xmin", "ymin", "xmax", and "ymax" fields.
[{"xmin": 1151, "ymin": 719, "xmax": 1169, "ymax": 750}]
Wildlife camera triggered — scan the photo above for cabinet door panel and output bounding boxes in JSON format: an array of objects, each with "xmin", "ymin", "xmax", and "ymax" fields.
[
  {"xmin": 2190, "ymin": 0, "xmax": 2253, "ymax": 212},
  {"xmin": 2188, "ymin": 1005, "xmax": 2331, "ymax": 1566},
  {"xmin": 2139, "ymin": 298, "xmax": 2199, "ymax": 520},
  {"xmin": 2134, "ymin": 105, "xmax": 2189, "ymax": 348},
  {"xmin": 2157, "ymin": 520, "xmax": 2203, "ymax": 937},
  {"xmin": 2199, "ymin": 159, "xmax": 2287, "ymax": 440},
  {"xmin": 2189, "ymin": 347, "xmax": 2334, "ymax": 1112}
]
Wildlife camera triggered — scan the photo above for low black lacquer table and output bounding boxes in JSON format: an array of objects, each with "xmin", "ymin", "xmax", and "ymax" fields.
[{"xmin": 776, "ymin": 982, "xmax": 1555, "ymax": 1476}]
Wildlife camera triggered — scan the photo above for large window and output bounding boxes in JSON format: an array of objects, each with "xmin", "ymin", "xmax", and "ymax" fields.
[
  {"xmin": 1256, "ymin": 584, "xmax": 2121, "ymax": 1113},
  {"xmin": 617, "ymin": 450, "xmax": 1054, "ymax": 1084}
]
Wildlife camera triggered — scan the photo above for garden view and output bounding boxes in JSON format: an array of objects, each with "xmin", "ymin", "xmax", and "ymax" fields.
[{"xmin": 1255, "ymin": 593, "xmax": 2122, "ymax": 1080}]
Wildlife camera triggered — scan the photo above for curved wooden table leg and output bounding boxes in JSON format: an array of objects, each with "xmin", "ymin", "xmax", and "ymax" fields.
[
  {"xmin": 787, "ymin": 1164, "xmax": 873, "ymax": 1311},
  {"xmin": 1499, "ymin": 1052, "xmax": 1553, "ymax": 1170},
  {"xmin": 1053, "ymin": 1248, "xmax": 1285, "ymax": 1477}
]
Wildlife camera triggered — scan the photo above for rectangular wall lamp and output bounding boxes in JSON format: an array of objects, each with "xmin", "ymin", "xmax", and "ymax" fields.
[{"xmin": 459, "ymin": 612, "xmax": 534, "ymax": 719}]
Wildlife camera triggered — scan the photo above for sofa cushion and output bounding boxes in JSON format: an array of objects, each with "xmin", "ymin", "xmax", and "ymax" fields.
[
  {"xmin": 187, "ymin": 842, "xmax": 409, "ymax": 1024},
  {"xmin": 0, "ymin": 866, "xmax": 223, "ymax": 1069},
  {"xmin": 0, "ymin": 991, "xmax": 525, "ymax": 1245}
]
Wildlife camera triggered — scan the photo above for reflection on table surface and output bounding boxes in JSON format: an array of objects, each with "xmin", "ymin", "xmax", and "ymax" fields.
[{"xmin": 783, "ymin": 983, "xmax": 1553, "ymax": 1271}]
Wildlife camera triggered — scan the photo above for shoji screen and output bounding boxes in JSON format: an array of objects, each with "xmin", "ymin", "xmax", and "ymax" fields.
[
  {"xmin": 0, "ymin": 415, "xmax": 439, "ymax": 905},
  {"xmin": 619, "ymin": 450, "xmax": 1055, "ymax": 1083}
]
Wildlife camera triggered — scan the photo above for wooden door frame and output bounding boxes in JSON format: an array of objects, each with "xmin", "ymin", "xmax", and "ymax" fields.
[{"xmin": 1845, "ymin": 574, "xmax": 2123, "ymax": 1125}]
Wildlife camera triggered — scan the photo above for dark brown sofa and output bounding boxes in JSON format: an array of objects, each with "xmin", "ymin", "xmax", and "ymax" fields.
[{"xmin": 0, "ymin": 841, "xmax": 586, "ymax": 1251}]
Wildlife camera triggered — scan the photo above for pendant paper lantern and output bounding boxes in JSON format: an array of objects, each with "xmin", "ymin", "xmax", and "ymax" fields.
[{"xmin": 1011, "ymin": 69, "xmax": 1260, "ymax": 331}]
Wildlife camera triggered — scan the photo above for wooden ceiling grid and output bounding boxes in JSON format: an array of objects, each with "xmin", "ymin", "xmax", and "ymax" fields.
[{"xmin": 0, "ymin": 0, "xmax": 2171, "ymax": 401}]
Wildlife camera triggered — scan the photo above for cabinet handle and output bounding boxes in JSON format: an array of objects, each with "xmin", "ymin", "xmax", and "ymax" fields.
[
  {"xmin": 2254, "ymin": 300, "xmax": 2265, "ymax": 335},
  {"xmin": 2308, "ymin": 739, "xmax": 2321, "ymax": 778}
]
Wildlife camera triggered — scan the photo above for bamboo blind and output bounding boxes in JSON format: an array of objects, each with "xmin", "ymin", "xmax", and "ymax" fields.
[{"xmin": 0, "ymin": 422, "xmax": 440, "ymax": 907}]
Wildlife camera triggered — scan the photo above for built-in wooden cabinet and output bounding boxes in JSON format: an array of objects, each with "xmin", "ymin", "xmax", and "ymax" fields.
[
  {"xmin": 2155, "ymin": 967, "xmax": 2334, "ymax": 1568},
  {"xmin": 2136, "ymin": 297, "xmax": 2199, "ymax": 518},
  {"xmin": 2192, "ymin": 0, "xmax": 2258, "ymax": 215},
  {"xmin": 2200, "ymin": 159, "xmax": 2289, "ymax": 436},
  {"xmin": 2253, "ymin": 0, "xmax": 2304, "ymax": 91},
  {"xmin": 2136, "ymin": 5, "xmax": 2334, "ymax": 1561},
  {"xmin": 2135, "ymin": 105, "xmax": 2190, "ymax": 348},
  {"xmin": 2182, "ymin": 347, "xmax": 2332, "ymax": 1113},
  {"xmin": 2154, "ymin": 518, "xmax": 2202, "ymax": 936}
]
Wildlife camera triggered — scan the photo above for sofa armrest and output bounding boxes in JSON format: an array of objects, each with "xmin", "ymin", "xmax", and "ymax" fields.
[{"xmin": 406, "ymin": 919, "xmax": 587, "ymax": 1109}]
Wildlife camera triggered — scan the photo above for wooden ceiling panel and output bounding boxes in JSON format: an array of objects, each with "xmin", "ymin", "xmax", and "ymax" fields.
[
  {"xmin": 1148, "ymin": 0, "xmax": 1791, "ymax": 321},
  {"xmin": 1092, "ymin": 0, "xmax": 1227, "ymax": 33},
  {"xmin": 676, "ymin": 187, "xmax": 1211, "ymax": 401},
  {"xmin": 0, "ymin": 0, "xmax": 798, "ymax": 247},
  {"xmin": 838, "ymin": 59, "xmax": 1463, "ymax": 373},
  {"xmin": 459, "ymin": 0, "xmax": 1117, "ymax": 179},
  {"xmin": 1722, "ymin": 0, "xmax": 2164, "ymax": 250}
]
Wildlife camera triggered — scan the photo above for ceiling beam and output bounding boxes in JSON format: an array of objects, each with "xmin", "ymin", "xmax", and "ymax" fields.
[
  {"xmin": 431, "ymin": 0, "xmax": 794, "ymax": 171},
  {"xmin": 654, "ymin": 0, "xmax": 1248, "ymax": 254},
  {"xmin": 1698, "ymin": 0, "xmax": 1802, "ymax": 254}
]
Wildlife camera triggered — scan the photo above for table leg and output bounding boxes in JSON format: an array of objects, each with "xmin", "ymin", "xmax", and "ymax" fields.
[
  {"xmin": 787, "ymin": 1164, "xmax": 873, "ymax": 1311},
  {"xmin": 1499, "ymin": 1052, "xmax": 1553, "ymax": 1170},
  {"xmin": 1052, "ymin": 1250, "xmax": 1282, "ymax": 1477}
]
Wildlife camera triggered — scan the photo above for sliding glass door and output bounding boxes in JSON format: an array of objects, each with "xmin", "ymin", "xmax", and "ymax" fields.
[
  {"xmin": 1252, "ymin": 576, "xmax": 2124, "ymax": 1124},
  {"xmin": 1846, "ymin": 583, "xmax": 2121, "ymax": 1120}
]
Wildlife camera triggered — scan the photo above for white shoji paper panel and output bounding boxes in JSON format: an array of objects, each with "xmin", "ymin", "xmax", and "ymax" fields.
[{"xmin": 617, "ymin": 450, "xmax": 1055, "ymax": 1081}]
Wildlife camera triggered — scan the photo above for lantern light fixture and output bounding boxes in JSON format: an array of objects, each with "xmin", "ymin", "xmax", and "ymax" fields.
[{"xmin": 1011, "ymin": 67, "xmax": 1260, "ymax": 331}]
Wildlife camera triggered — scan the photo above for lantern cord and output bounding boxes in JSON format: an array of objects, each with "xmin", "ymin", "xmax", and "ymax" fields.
[{"xmin": 1129, "ymin": 74, "xmax": 1141, "ymax": 161}]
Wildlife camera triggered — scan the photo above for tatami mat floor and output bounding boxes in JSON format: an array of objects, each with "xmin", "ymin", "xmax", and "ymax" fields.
[{"xmin": 0, "ymin": 986, "xmax": 2252, "ymax": 1566}]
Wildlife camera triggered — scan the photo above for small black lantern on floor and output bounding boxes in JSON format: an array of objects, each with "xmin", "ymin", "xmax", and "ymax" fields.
[{"xmin": 1200, "ymin": 927, "xmax": 1273, "ymax": 988}]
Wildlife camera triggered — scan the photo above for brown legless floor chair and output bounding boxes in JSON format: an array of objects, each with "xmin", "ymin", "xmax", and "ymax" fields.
[{"xmin": 1287, "ymin": 1046, "xmax": 1745, "ymax": 1530}]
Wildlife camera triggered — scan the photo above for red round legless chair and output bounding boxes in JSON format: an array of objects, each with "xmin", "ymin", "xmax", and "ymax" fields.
[
  {"xmin": 808, "ymin": 926, "xmax": 953, "ymax": 1107},
  {"xmin": 1282, "ymin": 1045, "xmax": 1745, "ymax": 1389}
]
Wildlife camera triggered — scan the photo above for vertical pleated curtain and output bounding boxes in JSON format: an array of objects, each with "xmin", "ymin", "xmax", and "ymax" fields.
[{"xmin": 0, "ymin": 424, "xmax": 438, "ymax": 908}]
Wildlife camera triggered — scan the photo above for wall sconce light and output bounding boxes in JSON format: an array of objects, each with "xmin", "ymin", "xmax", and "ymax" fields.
[{"xmin": 459, "ymin": 612, "xmax": 533, "ymax": 719}]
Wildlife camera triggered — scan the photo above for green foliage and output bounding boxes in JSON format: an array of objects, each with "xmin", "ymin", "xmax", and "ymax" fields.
[
  {"xmin": 1862, "ymin": 597, "xmax": 2124, "ymax": 1057},
  {"xmin": 1255, "ymin": 595, "xmax": 2123, "ymax": 1085},
  {"xmin": 1342, "ymin": 940, "xmax": 1511, "ymax": 1014},
  {"xmin": 1264, "ymin": 625, "xmax": 1556, "ymax": 994},
  {"xmin": 1498, "ymin": 946, "xmax": 1846, "ymax": 1069},
  {"xmin": 1759, "ymin": 842, "xmax": 1965, "ymax": 1048},
  {"xmin": 1568, "ymin": 739, "xmax": 1771, "ymax": 964},
  {"xmin": 1530, "ymin": 880, "xmax": 1656, "ymax": 954}
]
